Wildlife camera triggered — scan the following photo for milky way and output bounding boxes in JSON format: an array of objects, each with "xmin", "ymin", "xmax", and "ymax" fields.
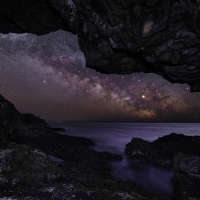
[{"xmin": 0, "ymin": 30, "xmax": 200, "ymax": 122}]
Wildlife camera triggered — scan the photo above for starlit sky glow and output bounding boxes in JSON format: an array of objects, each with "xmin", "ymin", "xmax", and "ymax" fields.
[{"xmin": 0, "ymin": 30, "xmax": 200, "ymax": 122}]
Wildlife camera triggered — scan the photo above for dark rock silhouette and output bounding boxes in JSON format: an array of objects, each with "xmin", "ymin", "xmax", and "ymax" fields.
[
  {"xmin": 125, "ymin": 133, "xmax": 200, "ymax": 166},
  {"xmin": 125, "ymin": 138, "xmax": 152, "ymax": 163},
  {"xmin": 23, "ymin": 113, "xmax": 51, "ymax": 129},
  {"xmin": 51, "ymin": 127, "xmax": 66, "ymax": 131},
  {"xmin": 0, "ymin": 94, "xmax": 24, "ymax": 131},
  {"xmin": 0, "ymin": 0, "xmax": 200, "ymax": 90}
]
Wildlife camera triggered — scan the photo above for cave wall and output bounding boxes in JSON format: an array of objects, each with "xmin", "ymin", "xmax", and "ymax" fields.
[
  {"xmin": 0, "ymin": 0, "xmax": 67, "ymax": 34},
  {"xmin": 0, "ymin": 0, "xmax": 200, "ymax": 91}
]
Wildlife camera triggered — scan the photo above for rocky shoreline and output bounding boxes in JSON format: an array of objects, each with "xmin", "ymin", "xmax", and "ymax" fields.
[
  {"xmin": 0, "ymin": 94, "xmax": 168, "ymax": 200},
  {"xmin": 1, "ymin": 94, "xmax": 200, "ymax": 199}
]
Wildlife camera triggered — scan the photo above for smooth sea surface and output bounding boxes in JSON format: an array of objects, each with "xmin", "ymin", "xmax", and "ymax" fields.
[{"xmin": 48, "ymin": 122, "xmax": 200, "ymax": 197}]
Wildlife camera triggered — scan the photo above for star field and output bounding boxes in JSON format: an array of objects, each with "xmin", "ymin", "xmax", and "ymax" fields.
[{"xmin": 0, "ymin": 30, "xmax": 200, "ymax": 122}]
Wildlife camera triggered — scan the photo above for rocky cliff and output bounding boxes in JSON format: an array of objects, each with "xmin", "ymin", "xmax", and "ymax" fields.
[{"xmin": 0, "ymin": 0, "xmax": 200, "ymax": 91}]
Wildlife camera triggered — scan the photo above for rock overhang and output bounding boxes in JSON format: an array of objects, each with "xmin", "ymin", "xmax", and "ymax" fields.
[{"xmin": 0, "ymin": 0, "xmax": 200, "ymax": 91}]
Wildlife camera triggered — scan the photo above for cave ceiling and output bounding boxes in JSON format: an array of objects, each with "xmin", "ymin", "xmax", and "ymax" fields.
[{"xmin": 0, "ymin": 0, "xmax": 200, "ymax": 91}]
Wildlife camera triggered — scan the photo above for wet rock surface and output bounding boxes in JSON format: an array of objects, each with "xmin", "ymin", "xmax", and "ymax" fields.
[
  {"xmin": 1, "ymin": 0, "xmax": 200, "ymax": 90},
  {"xmin": 0, "ymin": 94, "xmax": 169, "ymax": 199},
  {"xmin": 125, "ymin": 133, "xmax": 200, "ymax": 166},
  {"xmin": 173, "ymin": 154, "xmax": 200, "ymax": 200}
]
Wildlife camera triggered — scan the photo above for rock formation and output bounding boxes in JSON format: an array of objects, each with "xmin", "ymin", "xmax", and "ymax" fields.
[
  {"xmin": 0, "ymin": 94, "xmax": 24, "ymax": 131},
  {"xmin": 0, "ymin": 143, "xmax": 64, "ymax": 187},
  {"xmin": 125, "ymin": 133, "xmax": 200, "ymax": 165},
  {"xmin": 0, "ymin": 0, "xmax": 200, "ymax": 91}
]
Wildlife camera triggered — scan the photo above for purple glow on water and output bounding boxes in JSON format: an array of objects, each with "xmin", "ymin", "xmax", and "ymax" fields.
[{"xmin": 48, "ymin": 122, "xmax": 200, "ymax": 197}]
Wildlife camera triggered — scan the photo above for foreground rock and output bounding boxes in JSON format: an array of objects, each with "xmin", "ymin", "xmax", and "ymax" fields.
[
  {"xmin": 125, "ymin": 133, "xmax": 200, "ymax": 166},
  {"xmin": 0, "ymin": 94, "xmax": 168, "ymax": 199},
  {"xmin": 1, "ymin": 0, "xmax": 200, "ymax": 90},
  {"xmin": 173, "ymin": 154, "xmax": 200, "ymax": 200},
  {"xmin": 0, "ymin": 143, "xmax": 64, "ymax": 188}
]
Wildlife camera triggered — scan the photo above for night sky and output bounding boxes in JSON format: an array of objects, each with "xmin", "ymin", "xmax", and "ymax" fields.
[{"xmin": 0, "ymin": 30, "xmax": 200, "ymax": 122}]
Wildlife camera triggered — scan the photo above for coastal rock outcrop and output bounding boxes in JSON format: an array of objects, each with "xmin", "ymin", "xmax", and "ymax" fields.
[
  {"xmin": 23, "ymin": 113, "xmax": 51, "ymax": 129},
  {"xmin": 126, "ymin": 133, "xmax": 200, "ymax": 199},
  {"xmin": 125, "ymin": 133, "xmax": 200, "ymax": 166},
  {"xmin": 173, "ymin": 154, "xmax": 200, "ymax": 200},
  {"xmin": 1, "ymin": 0, "xmax": 200, "ymax": 91}
]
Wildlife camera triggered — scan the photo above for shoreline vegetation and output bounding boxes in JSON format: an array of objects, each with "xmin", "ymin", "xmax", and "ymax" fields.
[{"xmin": 0, "ymin": 94, "xmax": 200, "ymax": 199}]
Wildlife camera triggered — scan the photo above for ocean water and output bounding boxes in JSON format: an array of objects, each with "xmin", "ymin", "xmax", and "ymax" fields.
[{"xmin": 48, "ymin": 122, "xmax": 200, "ymax": 197}]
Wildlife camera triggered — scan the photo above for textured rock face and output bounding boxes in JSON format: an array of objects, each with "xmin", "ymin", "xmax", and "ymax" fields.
[
  {"xmin": 0, "ymin": 143, "xmax": 64, "ymax": 187},
  {"xmin": 173, "ymin": 154, "xmax": 200, "ymax": 200},
  {"xmin": 1, "ymin": 0, "xmax": 200, "ymax": 91}
]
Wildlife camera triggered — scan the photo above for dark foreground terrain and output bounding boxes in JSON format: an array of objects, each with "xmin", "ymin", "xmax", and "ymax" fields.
[
  {"xmin": 125, "ymin": 133, "xmax": 200, "ymax": 199},
  {"xmin": 0, "ymin": 94, "xmax": 168, "ymax": 200},
  {"xmin": 1, "ymin": 94, "xmax": 200, "ymax": 199}
]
